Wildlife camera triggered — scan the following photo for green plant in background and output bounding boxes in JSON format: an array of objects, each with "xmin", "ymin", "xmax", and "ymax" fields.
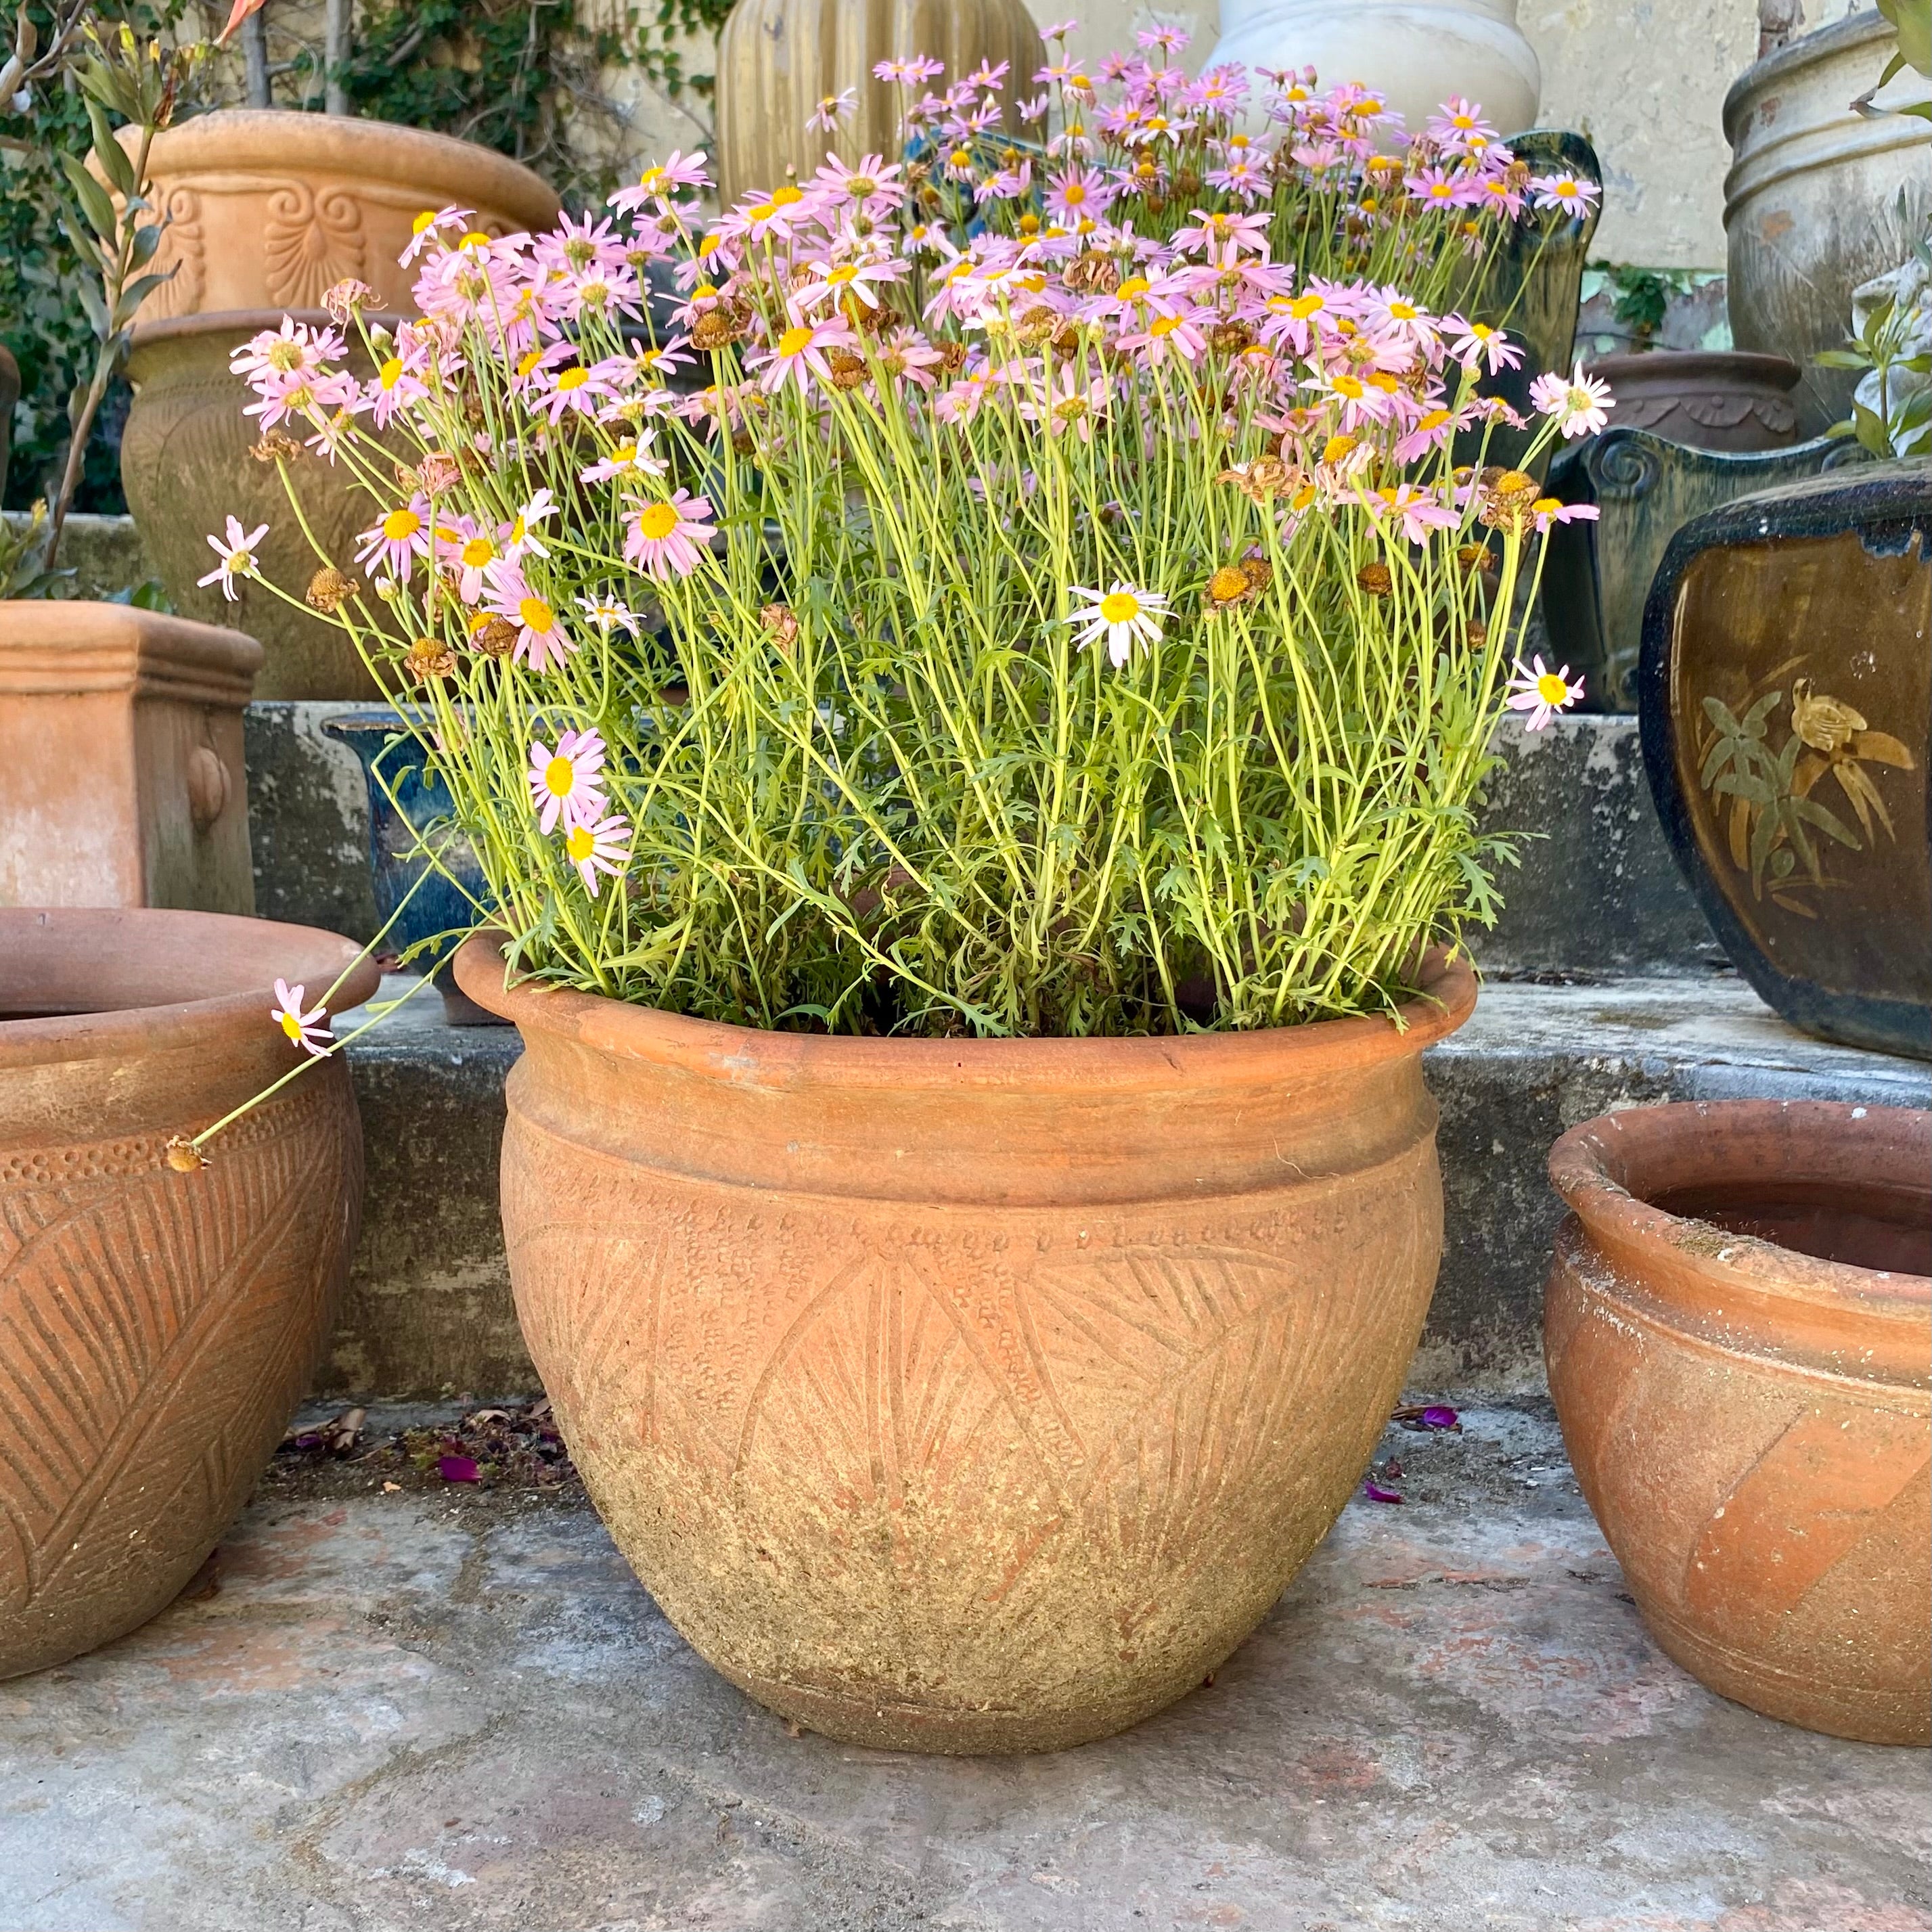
[
  {"xmin": 1818, "ymin": 197, "xmax": 1932, "ymax": 459},
  {"xmin": 1, "ymin": 6, "xmax": 194, "ymax": 590},
  {"xmin": 1857, "ymin": 0, "xmax": 1931, "ymax": 120},
  {"xmin": 1590, "ymin": 261, "xmax": 1697, "ymax": 351},
  {"xmin": 323, "ymin": 0, "xmax": 734, "ymax": 204}
]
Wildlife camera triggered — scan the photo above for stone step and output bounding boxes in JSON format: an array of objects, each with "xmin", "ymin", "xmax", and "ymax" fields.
[
  {"xmin": 246, "ymin": 702, "xmax": 1724, "ymax": 976},
  {"xmin": 324, "ymin": 971, "xmax": 1929, "ymax": 1399}
]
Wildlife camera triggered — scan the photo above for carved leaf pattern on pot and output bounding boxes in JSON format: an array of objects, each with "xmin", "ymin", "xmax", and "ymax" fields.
[
  {"xmin": 263, "ymin": 181, "xmax": 369, "ymax": 311},
  {"xmin": 503, "ymin": 1127, "xmax": 1433, "ymax": 1721},
  {"xmin": 137, "ymin": 185, "xmax": 205, "ymax": 322},
  {"xmin": 1696, "ymin": 656, "xmax": 1916, "ymax": 916},
  {"xmin": 0, "ymin": 1079, "xmax": 357, "ymax": 1672}
]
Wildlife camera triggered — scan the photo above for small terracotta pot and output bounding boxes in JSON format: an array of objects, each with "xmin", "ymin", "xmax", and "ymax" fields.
[
  {"xmin": 1546, "ymin": 1100, "xmax": 1931, "ymax": 1745},
  {"xmin": 120, "ymin": 311, "xmax": 403, "ymax": 701},
  {"xmin": 455, "ymin": 933, "xmax": 1476, "ymax": 1753},
  {"xmin": 0, "ymin": 909, "xmax": 380, "ymax": 1680},
  {"xmin": 111, "ymin": 110, "xmax": 561, "ymax": 322},
  {"xmin": 1586, "ymin": 351, "xmax": 1802, "ymax": 453},
  {"xmin": 0, "ymin": 601, "xmax": 261, "ymax": 912}
]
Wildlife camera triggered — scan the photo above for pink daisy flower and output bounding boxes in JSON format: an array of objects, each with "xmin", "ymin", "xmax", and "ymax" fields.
[
  {"xmin": 562, "ymin": 812, "xmax": 631, "ymax": 897},
  {"xmin": 750, "ymin": 313, "xmax": 855, "ymax": 396},
  {"xmin": 527, "ymin": 727, "xmax": 608, "ymax": 833},
  {"xmin": 198, "ymin": 516, "xmax": 269, "ymax": 602},
  {"xmin": 355, "ymin": 497, "xmax": 434, "ymax": 580},
  {"xmin": 608, "ymin": 148, "xmax": 711, "ymax": 215},
  {"xmin": 270, "ymin": 979, "xmax": 333, "ymax": 1058},
  {"xmin": 623, "ymin": 489, "xmax": 715, "ymax": 581},
  {"xmin": 1506, "ymin": 656, "xmax": 1586, "ymax": 729},
  {"xmin": 1531, "ymin": 362, "xmax": 1614, "ymax": 439},
  {"xmin": 487, "ymin": 563, "xmax": 577, "ymax": 673}
]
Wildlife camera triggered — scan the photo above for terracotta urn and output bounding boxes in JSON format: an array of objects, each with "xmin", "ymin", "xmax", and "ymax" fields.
[
  {"xmin": 1206, "ymin": 0, "xmax": 1542, "ymax": 141},
  {"xmin": 715, "ymin": 0, "xmax": 1039, "ymax": 208},
  {"xmin": 120, "ymin": 310, "xmax": 402, "ymax": 701},
  {"xmin": 1586, "ymin": 351, "xmax": 1801, "ymax": 455},
  {"xmin": 0, "ymin": 908, "xmax": 380, "ymax": 1679},
  {"xmin": 454, "ymin": 932, "xmax": 1476, "ymax": 1753},
  {"xmin": 0, "ymin": 602, "xmax": 260, "ymax": 913},
  {"xmin": 1724, "ymin": 12, "xmax": 1932, "ymax": 436},
  {"xmin": 113, "ymin": 110, "xmax": 561, "ymax": 322},
  {"xmin": 1545, "ymin": 1100, "xmax": 1930, "ymax": 1747}
]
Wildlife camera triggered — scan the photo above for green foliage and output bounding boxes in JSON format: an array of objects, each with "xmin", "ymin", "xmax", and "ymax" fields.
[
  {"xmin": 325, "ymin": 0, "xmax": 734, "ymax": 202},
  {"xmin": 1589, "ymin": 261, "xmax": 1694, "ymax": 351}
]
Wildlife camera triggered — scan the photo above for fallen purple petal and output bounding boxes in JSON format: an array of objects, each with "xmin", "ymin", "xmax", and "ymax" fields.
[
  {"xmin": 438, "ymin": 1454, "xmax": 480, "ymax": 1483},
  {"xmin": 1362, "ymin": 1479, "xmax": 1404, "ymax": 1504},
  {"xmin": 1420, "ymin": 1405, "xmax": 1460, "ymax": 1431}
]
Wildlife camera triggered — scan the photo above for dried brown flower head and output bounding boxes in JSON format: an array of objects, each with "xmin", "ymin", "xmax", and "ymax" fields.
[
  {"xmin": 417, "ymin": 451, "xmax": 461, "ymax": 494},
  {"xmin": 690, "ymin": 301, "xmax": 751, "ymax": 351},
  {"xmin": 1477, "ymin": 468, "xmax": 1540, "ymax": 532},
  {"xmin": 937, "ymin": 340, "xmax": 969, "ymax": 373},
  {"xmin": 164, "ymin": 1134, "xmax": 208, "ymax": 1173},
  {"xmin": 472, "ymin": 615, "xmax": 519, "ymax": 658},
  {"xmin": 826, "ymin": 346, "xmax": 870, "ymax": 390},
  {"xmin": 406, "ymin": 635, "xmax": 457, "ymax": 681},
  {"xmin": 250, "ymin": 430, "xmax": 305, "ymax": 464},
  {"xmin": 1217, "ymin": 456, "xmax": 1292, "ymax": 503},
  {"xmin": 1206, "ymin": 564, "xmax": 1256, "ymax": 608},
  {"xmin": 761, "ymin": 603, "xmax": 800, "ymax": 652},
  {"xmin": 323, "ymin": 278, "xmax": 380, "ymax": 323},
  {"xmin": 1240, "ymin": 554, "xmax": 1273, "ymax": 593},
  {"xmin": 1456, "ymin": 542, "xmax": 1499, "ymax": 575},
  {"xmin": 1357, "ymin": 562, "xmax": 1394, "ymax": 597},
  {"xmin": 305, "ymin": 566, "xmax": 359, "ymax": 614},
  {"xmin": 1207, "ymin": 318, "xmax": 1256, "ymax": 356},
  {"xmin": 1062, "ymin": 253, "xmax": 1120, "ymax": 296},
  {"xmin": 1016, "ymin": 304, "xmax": 1061, "ymax": 347}
]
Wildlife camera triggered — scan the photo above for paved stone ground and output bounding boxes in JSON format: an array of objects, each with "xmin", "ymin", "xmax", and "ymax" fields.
[{"xmin": 5, "ymin": 1402, "xmax": 1927, "ymax": 1932}]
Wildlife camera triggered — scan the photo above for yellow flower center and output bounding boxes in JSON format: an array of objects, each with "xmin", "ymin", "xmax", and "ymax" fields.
[
  {"xmin": 696, "ymin": 234, "xmax": 722, "ymax": 258},
  {"xmin": 1117, "ymin": 275, "xmax": 1151, "ymax": 301},
  {"xmin": 462, "ymin": 537, "xmax": 495, "ymax": 567},
  {"xmin": 412, "ymin": 210, "xmax": 439, "ymax": 235},
  {"xmin": 1062, "ymin": 183, "xmax": 1087, "ymax": 204},
  {"xmin": 556, "ymin": 367, "xmax": 589, "ymax": 390},
  {"xmin": 1290, "ymin": 294, "xmax": 1325, "ymax": 320},
  {"xmin": 776, "ymin": 325, "xmax": 815, "ymax": 357},
  {"xmin": 949, "ymin": 148, "xmax": 972, "ymax": 169},
  {"xmin": 826, "ymin": 264, "xmax": 857, "ymax": 285},
  {"xmin": 382, "ymin": 509, "xmax": 422, "ymax": 542},
  {"xmin": 749, "ymin": 200, "xmax": 779, "ymax": 221},
  {"xmin": 519, "ymin": 596, "xmax": 555, "ymax": 632},
  {"xmin": 1332, "ymin": 374, "xmax": 1366, "ymax": 399},
  {"xmin": 639, "ymin": 166, "xmax": 667, "ymax": 192},
  {"xmin": 1322, "ymin": 433, "xmax": 1358, "ymax": 464},
  {"xmin": 280, "ymin": 1010, "xmax": 305, "ymax": 1042},
  {"xmin": 544, "ymin": 755, "xmax": 575, "ymax": 797},
  {"xmin": 459, "ymin": 230, "xmax": 493, "ymax": 250},
  {"xmin": 1099, "ymin": 591, "xmax": 1140, "ymax": 623},
  {"xmin": 1389, "ymin": 301, "xmax": 1418, "ymax": 321},
  {"xmin": 771, "ymin": 184, "xmax": 805, "ymax": 206},
  {"xmin": 566, "ymin": 824, "xmax": 596, "ymax": 862},
  {"xmin": 1417, "ymin": 408, "xmax": 1452, "ymax": 432},
  {"xmin": 637, "ymin": 502, "xmax": 680, "ymax": 541},
  {"xmin": 379, "ymin": 356, "xmax": 405, "ymax": 390},
  {"xmin": 1535, "ymin": 672, "xmax": 1569, "ymax": 705},
  {"xmin": 517, "ymin": 348, "xmax": 546, "ymax": 378},
  {"xmin": 1150, "ymin": 315, "xmax": 1182, "ymax": 336}
]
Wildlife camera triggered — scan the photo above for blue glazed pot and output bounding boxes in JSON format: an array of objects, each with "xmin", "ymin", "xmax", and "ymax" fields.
[{"xmin": 321, "ymin": 708, "xmax": 505, "ymax": 1025}]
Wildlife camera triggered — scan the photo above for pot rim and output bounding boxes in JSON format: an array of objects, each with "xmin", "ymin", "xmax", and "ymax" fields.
[
  {"xmin": 453, "ymin": 928, "xmax": 1477, "ymax": 1093},
  {"xmin": 127, "ymin": 307, "xmax": 409, "ymax": 355},
  {"xmin": 0, "ymin": 907, "xmax": 381, "ymax": 1073},
  {"xmin": 1584, "ymin": 349, "xmax": 1803, "ymax": 388},
  {"xmin": 130, "ymin": 107, "xmax": 562, "ymax": 220},
  {"xmin": 1550, "ymin": 1100, "xmax": 1930, "ymax": 1310}
]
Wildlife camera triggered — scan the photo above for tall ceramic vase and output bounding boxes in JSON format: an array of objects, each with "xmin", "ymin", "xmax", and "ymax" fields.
[
  {"xmin": 715, "ymin": 0, "xmax": 1040, "ymax": 208},
  {"xmin": 1205, "ymin": 0, "xmax": 1541, "ymax": 138}
]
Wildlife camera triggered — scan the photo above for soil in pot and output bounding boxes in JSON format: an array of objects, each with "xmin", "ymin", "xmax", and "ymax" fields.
[
  {"xmin": 455, "ymin": 932, "xmax": 1477, "ymax": 1754},
  {"xmin": 0, "ymin": 909, "xmax": 380, "ymax": 1678},
  {"xmin": 1546, "ymin": 1099, "xmax": 1930, "ymax": 1747}
]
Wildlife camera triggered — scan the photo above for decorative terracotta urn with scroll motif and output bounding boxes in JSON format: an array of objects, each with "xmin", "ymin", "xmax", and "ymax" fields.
[{"xmin": 115, "ymin": 110, "xmax": 560, "ymax": 323}]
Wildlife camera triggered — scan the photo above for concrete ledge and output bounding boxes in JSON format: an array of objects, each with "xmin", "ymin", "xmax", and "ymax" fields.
[
  {"xmin": 323, "ymin": 973, "xmax": 1929, "ymax": 1399},
  {"xmin": 246, "ymin": 704, "xmax": 1722, "ymax": 974}
]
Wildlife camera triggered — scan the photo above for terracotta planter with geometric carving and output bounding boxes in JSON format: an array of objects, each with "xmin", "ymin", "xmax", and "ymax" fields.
[
  {"xmin": 112, "ymin": 110, "xmax": 560, "ymax": 323},
  {"xmin": 0, "ymin": 908, "xmax": 379, "ymax": 1680},
  {"xmin": 1546, "ymin": 1100, "xmax": 1931, "ymax": 1747},
  {"xmin": 453, "ymin": 931, "xmax": 1476, "ymax": 1755}
]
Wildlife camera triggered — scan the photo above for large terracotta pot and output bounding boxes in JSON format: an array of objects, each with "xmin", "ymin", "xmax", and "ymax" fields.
[
  {"xmin": 715, "ymin": 0, "xmax": 1039, "ymax": 208},
  {"xmin": 1206, "ymin": 0, "xmax": 1541, "ymax": 140},
  {"xmin": 1640, "ymin": 459, "xmax": 1929, "ymax": 1058},
  {"xmin": 1724, "ymin": 12, "xmax": 1932, "ymax": 438},
  {"xmin": 120, "ymin": 311, "xmax": 401, "ymax": 701},
  {"xmin": 1545, "ymin": 1100, "xmax": 1930, "ymax": 1747},
  {"xmin": 454, "ymin": 932, "xmax": 1476, "ymax": 1753},
  {"xmin": 117, "ymin": 110, "xmax": 561, "ymax": 323},
  {"xmin": 0, "ymin": 908, "xmax": 380, "ymax": 1680},
  {"xmin": 0, "ymin": 601, "xmax": 260, "ymax": 912}
]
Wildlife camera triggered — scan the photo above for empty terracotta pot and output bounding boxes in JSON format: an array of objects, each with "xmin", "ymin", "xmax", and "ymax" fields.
[
  {"xmin": 1546, "ymin": 1100, "xmax": 1930, "ymax": 1745},
  {"xmin": 455, "ymin": 932, "xmax": 1476, "ymax": 1753},
  {"xmin": 0, "ymin": 909, "xmax": 380, "ymax": 1679}
]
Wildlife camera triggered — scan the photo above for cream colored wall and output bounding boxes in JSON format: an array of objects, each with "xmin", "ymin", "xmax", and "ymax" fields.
[{"xmin": 1023, "ymin": 0, "xmax": 1776, "ymax": 269}]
